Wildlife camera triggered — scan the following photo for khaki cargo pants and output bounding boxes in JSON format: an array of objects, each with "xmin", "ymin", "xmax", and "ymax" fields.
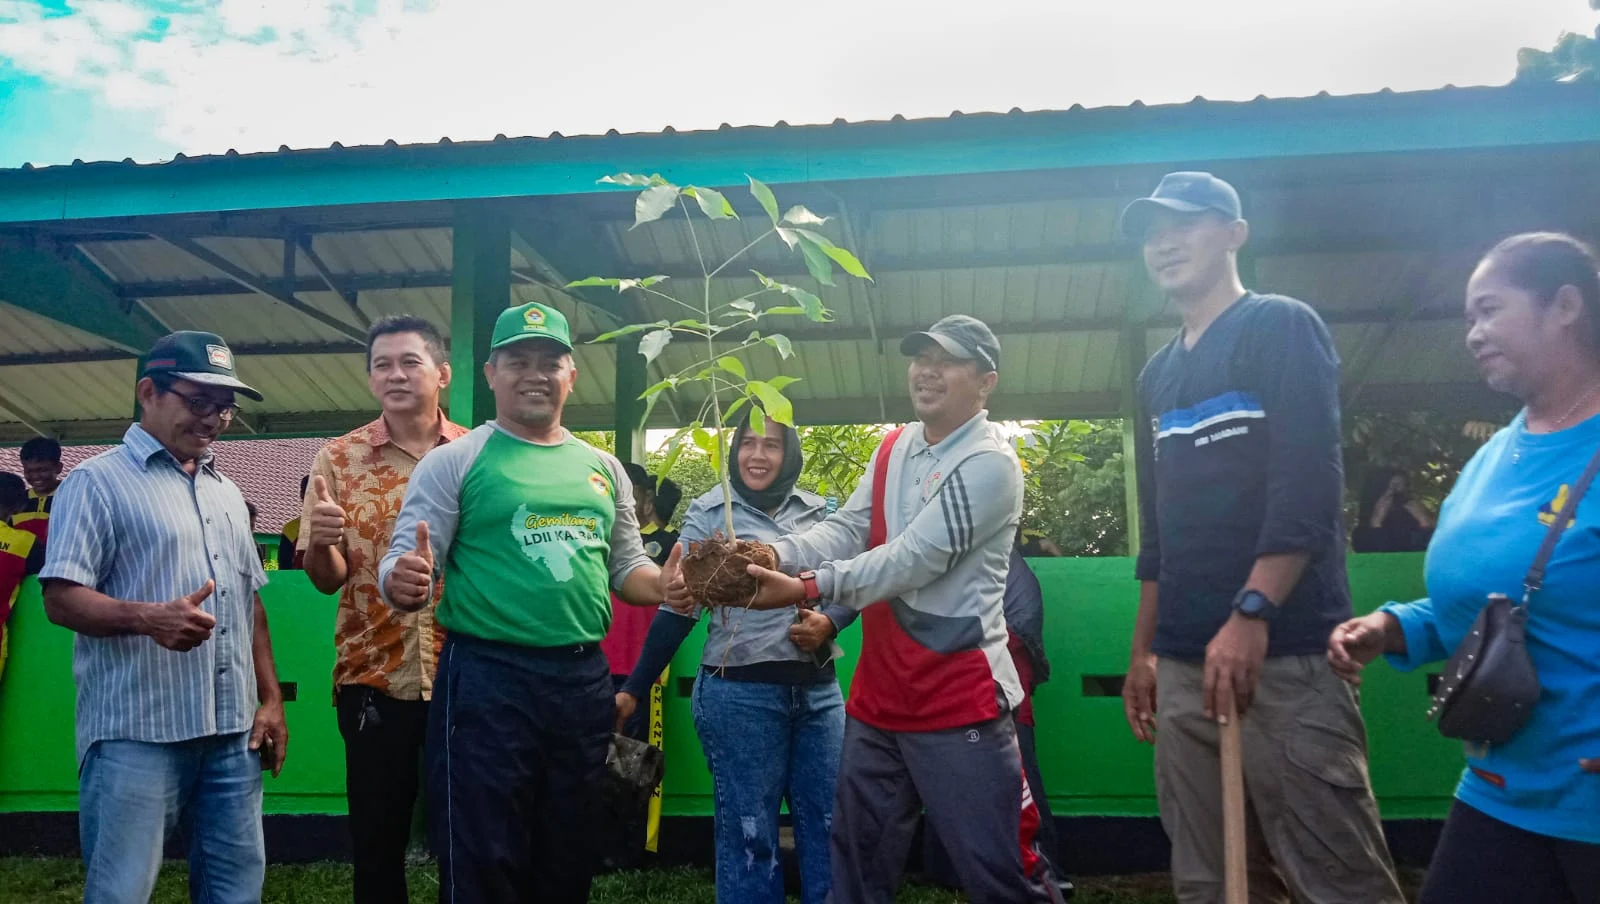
[{"xmin": 1155, "ymin": 655, "xmax": 1406, "ymax": 904}]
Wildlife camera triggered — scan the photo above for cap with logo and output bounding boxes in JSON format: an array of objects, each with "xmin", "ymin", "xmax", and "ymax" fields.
[
  {"xmin": 491, "ymin": 302, "xmax": 573, "ymax": 352},
  {"xmin": 141, "ymin": 331, "xmax": 263, "ymax": 401},
  {"xmin": 1118, "ymin": 171, "xmax": 1243, "ymax": 240},
  {"xmin": 900, "ymin": 314, "xmax": 1002, "ymax": 372}
]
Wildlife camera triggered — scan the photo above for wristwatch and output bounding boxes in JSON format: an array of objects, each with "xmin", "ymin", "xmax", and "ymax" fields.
[
  {"xmin": 798, "ymin": 570, "xmax": 822, "ymax": 605},
  {"xmin": 1232, "ymin": 588, "xmax": 1279, "ymax": 621}
]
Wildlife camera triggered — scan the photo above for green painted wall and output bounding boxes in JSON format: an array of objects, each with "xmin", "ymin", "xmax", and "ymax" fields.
[{"xmin": 0, "ymin": 556, "xmax": 1461, "ymax": 820}]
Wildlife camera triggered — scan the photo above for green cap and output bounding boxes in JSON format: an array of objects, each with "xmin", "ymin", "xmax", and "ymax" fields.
[{"xmin": 491, "ymin": 302, "xmax": 573, "ymax": 352}]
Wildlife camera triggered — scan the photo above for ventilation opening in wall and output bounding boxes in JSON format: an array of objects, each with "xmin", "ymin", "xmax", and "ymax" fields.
[
  {"xmin": 279, "ymin": 681, "xmax": 298, "ymax": 703},
  {"xmin": 1081, "ymin": 674, "xmax": 1126, "ymax": 697}
]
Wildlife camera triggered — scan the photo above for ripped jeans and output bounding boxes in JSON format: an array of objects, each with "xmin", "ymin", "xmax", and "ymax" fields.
[{"xmin": 692, "ymin": 669, "xmax": 845, "ymax": 904}]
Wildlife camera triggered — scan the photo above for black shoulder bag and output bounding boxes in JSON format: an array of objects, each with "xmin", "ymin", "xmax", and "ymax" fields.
[{"xmin": 1428, "ymin": 444, "xmax": 1600, "ymax": 745}]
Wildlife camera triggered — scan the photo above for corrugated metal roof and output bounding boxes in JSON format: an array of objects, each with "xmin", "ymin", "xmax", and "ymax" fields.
[
  {"xmin": 0, "ymin": 85, "xmax": 1533, "ymax": 174},
  {"xmin": 6, "ymin": 83, "xmax": 1595, "ymax": 439}
]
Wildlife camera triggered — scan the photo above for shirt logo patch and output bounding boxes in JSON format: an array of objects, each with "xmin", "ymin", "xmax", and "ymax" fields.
[
  {"xmin": 1156, "ymin": 391, "xmax": 1266, "ymax": 445},
  {"xmin": 589, "ymin": 473, "xmax": 611, "ymax": 496},
  {"xmin": 1538, "ymin": 484, "xmax": 1577, "ymax": 528},
  {"xmin": 511, "ymin": 508, "xmax": 604, "ymax": 583},
  {"xmin": 645, "ymin": 540, "xmax": 663, "ymax": 559},
  {"xmin": 205, "ymin": 345, "xmax": 233, "ymax": 369}
]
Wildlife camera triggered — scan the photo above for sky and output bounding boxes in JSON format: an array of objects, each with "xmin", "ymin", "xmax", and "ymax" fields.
[{"xmin": 0, "ymin": 0, "xmax": 1595, "ymax": 169}]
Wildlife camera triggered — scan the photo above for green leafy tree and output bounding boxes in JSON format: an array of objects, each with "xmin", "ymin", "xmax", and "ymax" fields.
[
  {"xmin": 1515, "ymin": 1, "xmax": 1600, "ymax": 83},
  {"xmin": 579, "ymin": 174, "xmax": 871, "ymax": 542},
  {"xmin": 797, "ymin": 424, "xmax": 889, "ymax": 500},
  {"xmin": 1014, "ymin": 420, "xmax": 1130, "ymax": 557}
]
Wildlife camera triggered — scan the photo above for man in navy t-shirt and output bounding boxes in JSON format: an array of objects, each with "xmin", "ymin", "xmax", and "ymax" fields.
[{"xmin": 1118, "ymin": 172, "xmax": 1404, "ymax": 904}]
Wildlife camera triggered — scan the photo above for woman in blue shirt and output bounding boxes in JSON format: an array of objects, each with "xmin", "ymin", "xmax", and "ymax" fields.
[
  {"xmin": 615, "ymin": 419, "xmax": 853, "ymax": 904},
  {"xmin": 1329, "ymin": 232, "xmax": 1600, "ymax": 904}
]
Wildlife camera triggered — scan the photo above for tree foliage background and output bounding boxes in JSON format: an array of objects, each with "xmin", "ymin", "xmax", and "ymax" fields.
[
  {"xmin": 1515, "ymin": 0, "xmax": 1600, "ymax": 83},
  {"xmin": 589, "ymin": 408, "xmax": 1497, "ymax": 553}
]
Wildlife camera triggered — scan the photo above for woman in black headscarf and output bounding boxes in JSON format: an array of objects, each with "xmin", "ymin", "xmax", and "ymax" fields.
[{"xmin": 616, "ymin": 418, "xmax": 854, "ymax": 904}]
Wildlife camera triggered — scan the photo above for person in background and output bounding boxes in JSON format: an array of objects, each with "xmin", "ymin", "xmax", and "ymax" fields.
[
  {"xmin": 40, "ymin": 331, "xmax": 287, "ymax": 904},
  {"xmin": 16, "ymin": 436, "xmax": 62, "ymax": 537},
  {"xmin": 712, "ymin": 315, "xmax": 1064, "ymax": 903},
  {"xmin": 598, "ymin": 462, "xmax": 684, "ymax": 870},
  {"xmin": 0, "ymin": 472, "xmax": 46, "ymax": 686},
  {"xmin": 619, "ymin": 418, "xmax": 850, "ymax": 904},
  {"xmin": 1329, "ymin": 233, "xmax": 1600, "ymax": 904},
  {"xmin": 1118, "ymin": 172, "xmax": 1403, "ymax": 903},
  {"xmin": 1351, "ymin": 469, "xmax": 1435, "ymax": 553},
  {"xmin": 1017, "ymin": 527, "xmax": 1064, "ymax": 558},
  {"xmin": 605, "ymin": 462, "xmax": 682, "ymax": 711},
  {"xmin": 298, "ymin": 314, "xmax": 467, "ymax": 904},
  {"xmin": 924, "ymin": 541, "xmax": 1073, "ymax": 898},
  {"xmin": 278, "ymin": 476, "xmax": 309, "ymax": 570},
  {"xmin": 380, "ymin": 302, "xmax": 675, "ymax": 904}
]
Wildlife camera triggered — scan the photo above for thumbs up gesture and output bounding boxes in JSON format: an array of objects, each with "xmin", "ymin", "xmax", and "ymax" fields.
[
  {"xmin": 659, "ymin": 544, "xmax": 694, "ymax": 615},
  {"xmin": 143, "ymin": 580, "xmax": 219, "ymax": 652},
  {"xmin": 307, "ymin": 475, "xmax": 346, "ymax": 550},
  {"xmin": 387, "ymin": 521, "xmax": 436, "ymax": 612}
]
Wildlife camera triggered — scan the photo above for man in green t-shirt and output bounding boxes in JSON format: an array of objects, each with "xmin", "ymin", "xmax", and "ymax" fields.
[{"xmin": 380, "ymin": 301, "xmax": 679, "ymax": 904}]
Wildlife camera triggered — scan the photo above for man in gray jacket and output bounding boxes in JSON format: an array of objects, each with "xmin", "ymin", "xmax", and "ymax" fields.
[{"xmin": 702, "ymin": 315, "xmax": 1063, "ymax": 904}]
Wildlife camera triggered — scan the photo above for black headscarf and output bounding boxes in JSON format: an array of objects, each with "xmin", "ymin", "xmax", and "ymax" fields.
[{"xmin": 728, "ymin": 421, "xmax": 804, "ymax": 514}]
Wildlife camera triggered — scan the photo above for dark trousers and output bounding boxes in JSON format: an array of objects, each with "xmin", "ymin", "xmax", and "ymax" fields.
[
  {"xmin": 336, "ymin": 686, "xmax": 429, "ymax": 904},
  {"xmin": 427, "ymin": 635, "xmax": 613, "ymax": 904},
  {"xmin": 1419, "ymin": 801, "xmax": 1600, "ymax": 904},
  {"xmin": 922, "ymin": 721, "xmax": 1066, "ymax": 888},
  {"xmin": 833, "ymin": 715, "xmax": 1064, "ymax": 904}
]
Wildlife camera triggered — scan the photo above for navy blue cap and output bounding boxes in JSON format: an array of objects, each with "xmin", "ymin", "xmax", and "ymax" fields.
[{"xmin": 1118, "ymin": 172, "xmax": 1243, "ymax": 240}]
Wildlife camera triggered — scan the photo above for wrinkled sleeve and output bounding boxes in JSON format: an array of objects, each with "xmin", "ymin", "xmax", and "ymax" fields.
[
  {"xmin": 769, "ymin": 454, "xmax": 875, "ymax": 574},
  {"xmin": 601, "ymin": 454, "xmax": 654, "ymax": 591},
  {"xmin": 1380, "ymin": 598, "xmax": 1448, "ymax": 672},
  {"xmin": 39, "ymin": 469, "xmax": 113, "ymax": 589},
  {"xmin": 1251, "ymin": 302, "xmax": 1345, "ymax": 559},
  {"xmin": 816, "ymin": 451, "xmax": 1020, "ymax": 611},
  {"xmin": 378, "ymin": 440, "xmax": 469, "ymax": 608}
]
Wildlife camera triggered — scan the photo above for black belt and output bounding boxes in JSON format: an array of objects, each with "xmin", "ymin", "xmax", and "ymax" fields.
[{"xmin": 447, "ymin": 631, "xmax": 602, "ymax": 661}]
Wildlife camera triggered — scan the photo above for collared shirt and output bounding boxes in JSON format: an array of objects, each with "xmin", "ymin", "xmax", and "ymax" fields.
[
  {"xmin": 13, "ymin": 488, "xmax": 52, "ymax": 537},
  {"xmin": 41, "ymin": 424, "xmax": 267, "ymax": 764},
  {"xmin": 298, "ymin": 413, "xmax": 468, "ymax": 702}
]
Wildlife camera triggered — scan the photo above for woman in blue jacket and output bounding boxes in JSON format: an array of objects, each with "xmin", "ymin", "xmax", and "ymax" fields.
[
  {"xmin": 1329, "ymin": 232, "xmax": 1600, "ymax": 903},
  {"xmin": 614, "ymin": 419, "xmax": 852, "ymax": 904}
]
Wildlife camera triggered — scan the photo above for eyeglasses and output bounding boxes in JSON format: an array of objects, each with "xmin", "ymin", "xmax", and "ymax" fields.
[{"xmin": 162, "ymin": 387, "xmax": 239, "ymax": 422}]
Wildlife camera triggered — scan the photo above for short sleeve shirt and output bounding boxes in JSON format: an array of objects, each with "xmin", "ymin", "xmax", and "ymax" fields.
[
  {"xmin": 298, "ymin": 413, "xmax": 468, "ymax": 702},
  {"xmin": 41, "ymin": 425, "xmax": 267, "ymax": 764}
]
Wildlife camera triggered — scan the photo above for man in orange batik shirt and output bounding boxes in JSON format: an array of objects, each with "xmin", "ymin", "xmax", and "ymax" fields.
[{"xmin": 298, "ymin": 315, "xmax": 468, "ymax": 904}]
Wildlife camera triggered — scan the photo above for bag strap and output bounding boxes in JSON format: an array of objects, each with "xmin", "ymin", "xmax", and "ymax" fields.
[
  {"xmin": 1524, "ymin": 442, "xmax": 1600, "ymax": 601},
  {"xmin": 867, "ymin": 426, "xmax": 906, "ymax": 551}
]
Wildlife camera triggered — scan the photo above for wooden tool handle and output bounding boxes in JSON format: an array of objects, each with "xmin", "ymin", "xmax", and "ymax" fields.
[{"xmin": 1220, "ymin": 710, "xmax": 1248, "ymax": 904}]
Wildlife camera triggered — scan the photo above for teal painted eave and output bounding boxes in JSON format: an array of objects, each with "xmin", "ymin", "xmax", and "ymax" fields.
[{"xmin": 1, "ymin": 84, "xmax": 1597, "ymax": 225}]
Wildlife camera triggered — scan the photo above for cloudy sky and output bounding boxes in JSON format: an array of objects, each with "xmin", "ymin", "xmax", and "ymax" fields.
[{"xmin": 0, "ymin": 0, "xmax": 1594, "ymax": 169}]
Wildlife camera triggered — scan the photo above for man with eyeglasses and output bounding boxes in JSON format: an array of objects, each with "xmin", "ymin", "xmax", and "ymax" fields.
[{"xmin": 42, "ymin": 330, "xmax": 288, "ymax": 904}]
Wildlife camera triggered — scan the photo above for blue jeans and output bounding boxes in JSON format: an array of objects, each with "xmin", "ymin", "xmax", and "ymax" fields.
[
  {"xmin": 79, "ymin": 732, "xmax": 265, "ymax": 904},
  {"xmin": 692, "ymin": 671, "xmax": 845, "ymax": 904}
]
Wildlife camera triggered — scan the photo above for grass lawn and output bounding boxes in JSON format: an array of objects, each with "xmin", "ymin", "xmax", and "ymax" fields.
[{"xmin": 0, "ymin": 858, "xmax": 1182, "ymax": 903}]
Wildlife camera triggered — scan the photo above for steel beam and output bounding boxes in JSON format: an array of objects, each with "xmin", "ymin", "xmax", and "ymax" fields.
[
  {"xmin": 152, "ymin": 235, "xmax": 368, "ymax": 342},
  {"xmin": 297, "ymin": 234, "xmax": 372, "ymax": 329}
]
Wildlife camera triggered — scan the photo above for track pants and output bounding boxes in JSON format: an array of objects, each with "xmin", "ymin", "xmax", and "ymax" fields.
[
  {"xmin": 829, "ymin": 714, "xmax": 1064, "ymax": 904},
  {"xmin": 427, "ymin": 634, "xmax": 613, "ymax": 904}
]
